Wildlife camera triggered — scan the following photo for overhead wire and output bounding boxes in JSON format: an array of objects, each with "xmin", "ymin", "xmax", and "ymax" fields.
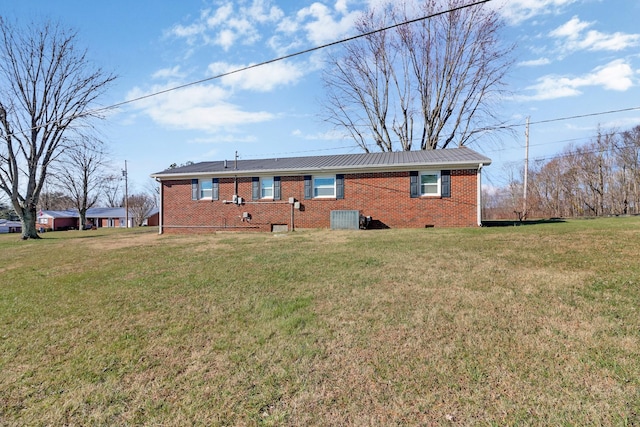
[
  {"xmin": 3, "ymin": 0, "xmax": 639, "ymax": 163},
  {"xmin": 2, "ymin": 0, "xmax": 492, "ymax": 140}
]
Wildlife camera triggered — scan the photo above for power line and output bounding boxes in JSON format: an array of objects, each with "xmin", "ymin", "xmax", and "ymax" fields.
[
  {"xmin": 3, "ymin": 0, "xmax": 493, "ymax": 140},
  {"xmin": 474, "ymin": 106, "xmax": 640, "ymax": 133},
  {"xmin": 5, "ymin": 0, "xmax": 640, "ymax": 165},
  {"xmin": 105, "ymin": 0, "xmax": 493, "ymax": 112}
]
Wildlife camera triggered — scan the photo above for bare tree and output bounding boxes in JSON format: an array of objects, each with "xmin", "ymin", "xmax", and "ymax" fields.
[
  {"xmin": 38, "ymin": 191, "xmax": 75, "ymax": 211},
  {"xmin": 617, "ymin": 125, "xmax": 640, "ymax": 214},
  {"xmin": 0, "ymin": 19, "xmax": 115, "ymax": 239},
  {"xmin": 102, "ymin": 174, "xmax": 123, "ymax": 208},
  {"xmin": 127, "ymin": 193, "xmax": 155, "ymax": 227},
  {"xmin": 323, "ymin": 0, "xmax": 513, "ymax": 152},
  {"xmin": 144, "ymin": 178, "xmax": 160, "ymax": 209},
  {"xmin": 51, "ymin": 138, "xmax": 109, "ymax": 229}
]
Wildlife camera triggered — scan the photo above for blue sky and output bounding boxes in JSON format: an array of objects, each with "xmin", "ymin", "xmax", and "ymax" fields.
[{"xmin": 4, "ymin": 0, "xmax": 640, "ymax": 192}]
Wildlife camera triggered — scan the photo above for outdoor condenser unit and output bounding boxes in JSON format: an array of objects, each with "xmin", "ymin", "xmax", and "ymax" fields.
[{"xmin": 330, "ymin": 210, "xmax": 360, "ymax": 230}]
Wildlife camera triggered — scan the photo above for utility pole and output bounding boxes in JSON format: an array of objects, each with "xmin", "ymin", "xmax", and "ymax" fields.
[
  {"xmin": 123, "ymin": 160, "xmax": 129, "ymax": 228},
  {"xmin": 523, "ymin": 117, "xmax": 530, "ymax": 220}
]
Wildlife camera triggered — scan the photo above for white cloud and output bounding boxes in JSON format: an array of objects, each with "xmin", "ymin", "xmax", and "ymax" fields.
[
  {"xmin": 518, "ymin": 58, "xmax": 551, "ymax": 67},
  {"xmin": 152, "ymin": 66, "xmax": 186, "ymax": 80},
  {"xmin": 493, "ymin": 0, "xmax": 578, "ymax": 25},
  {"xmin": 126, "ymin": 84, "xmax": 276, "ymax": 131},
  {"xmin": 216, "ymin": 29, "xmax": 237, "ymax": 50},
  {"xmin": 205, "ymin": 3, "xmax": 233, "ymax": 27},
  {"xmin": 207, "ymin": 60, "xmax": 306, "ymax": 92},
  {"xmin": 167, "ymin": 0, "xmax": 362, "ymax": 57},
  {"xmin": 549, "ymin": 15, "xmax": 589, "ymax": 38},
  {"xmin": 190, "ymin": 135, "xmax": 258, "ymax": 144},
  {"xmin": 519, "ymin": 59, "xmax": 635, "ymax": 101},
  {"xmin": 550, "ymin": 16, "xmax": 640, "ymax": 53},
  {"xmin": 296, "ymin": 2, "xmax": 359, "ymax": 45},
  {"xmin": 246, "ymin": 0, "xmax": 285, "ymax": 23},
  {"xmin": 586, "ymin": 60, "xmax": 635, "ymax": 91},
  {"xmin": 168, "ymin": 1, "xmax": 285, "ymax": 51},
  {"xmin": 335, "ymin": 0, "xmax": 349, "ymax": 14}
]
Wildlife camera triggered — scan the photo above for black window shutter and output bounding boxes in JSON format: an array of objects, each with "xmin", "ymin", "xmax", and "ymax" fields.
[
  {"xmin": 191, "ymin": 179, "xmax": 198, "ymax": 200},
  {"xmin": 441, "ymin": 170, "xmax": 451, "ymax": 198},
  {"xmin": 336, "ymin": 174, "xmax": 344, "ymax": 199},
  {"xmin": 212, "ymin": 178, "xmax": 219, "ymax": 201},
  {"xmin": 274, "ymin": 176, "xmax": 281, "ymax": 200},
  {"xmin": 252, "ymin": 177, "xmax": 260, "ymax": 200},
  {"xmin": 304, "ymin": 175, "xmax": 312, "ymax": 199},
  {"xmin": 409, "ymin": 171, "xmax": 419, "ymax": 198}
]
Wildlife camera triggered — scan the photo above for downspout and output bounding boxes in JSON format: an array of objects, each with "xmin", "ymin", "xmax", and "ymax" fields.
[
  {"xmin": 156, "ymin": 177, "xmax": 163, "ymax": 235},
  {"xmin": 477, "ymin": 163, "xmax": 484, "ymax": 226}
]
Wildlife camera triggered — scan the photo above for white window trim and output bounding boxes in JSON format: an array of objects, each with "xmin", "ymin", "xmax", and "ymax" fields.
[
  {"xmin": 261, "ymin": 177, "xmax": 274, "ymax": 199},
  {"xmin": 313, "ymin": 175, "xmax": 336, "ymax": 198},
  {"xmin": 420, "ymin": 170, "xmax": 441, "ymax": 197}
]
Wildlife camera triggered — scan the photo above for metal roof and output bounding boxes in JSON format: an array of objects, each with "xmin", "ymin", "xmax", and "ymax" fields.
[
  {"xmin": 151, "ymin": 147, "xmax": 491, "ymax": 178},
  {"xmin": 40, "ymin": 209, "xmax": 79, "ymax": 219}
]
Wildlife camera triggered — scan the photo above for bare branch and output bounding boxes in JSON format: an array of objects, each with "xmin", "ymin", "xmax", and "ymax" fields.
[
  {"xmin": 0, "ymin": 18, "xmax": 116, "ymax": 238},
  {"xmin": 322, "ymin": 0, "xmax": 514, "ymax": 152}
]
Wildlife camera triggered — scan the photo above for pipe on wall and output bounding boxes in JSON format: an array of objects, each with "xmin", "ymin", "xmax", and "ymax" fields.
[{"xmin": 477, "ymin": 163, "xmax": 484, "ymax": 226}]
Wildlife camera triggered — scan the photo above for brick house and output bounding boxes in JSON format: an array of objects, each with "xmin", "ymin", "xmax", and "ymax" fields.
[
  {"xmin": 37, "ymin": 209, "xmax": 79, "ymax": 231},
  {"xmin": 151, "ymin": 147, "xmax": 491, "ymax": 234},
  {"xmin": 37, "ymin": 207, "xmax": 158, "ymax": 230}
]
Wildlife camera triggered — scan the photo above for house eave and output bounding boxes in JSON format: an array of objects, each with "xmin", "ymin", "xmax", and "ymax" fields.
[{"xmin": 151, "ymin": 160, "xmax": 490, "ymax": 180}]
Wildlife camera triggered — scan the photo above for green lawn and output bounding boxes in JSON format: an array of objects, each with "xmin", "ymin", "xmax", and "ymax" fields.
[{"xmin": 1, "ymin": 219, "xmax": 639, "ymax": 425}]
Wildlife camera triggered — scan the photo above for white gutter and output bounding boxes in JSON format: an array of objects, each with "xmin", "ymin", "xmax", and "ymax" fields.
[
  {"xmin": 477, "ymin": 163, "xmax": 484, "ymax": 226},
  {"xmin": 156, "ymin": 178, "xmax": 163, "ymax": 235}
]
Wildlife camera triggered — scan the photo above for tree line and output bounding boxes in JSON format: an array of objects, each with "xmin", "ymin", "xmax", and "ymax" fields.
[{"xmin": 484, "ymin": 125, "xmax": 640, "ymax": 220}]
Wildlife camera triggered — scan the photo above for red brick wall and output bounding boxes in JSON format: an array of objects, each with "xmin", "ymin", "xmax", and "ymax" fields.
[{"xmin": 160, "ymin": 170, "xmax": 479, "ymax": 233}]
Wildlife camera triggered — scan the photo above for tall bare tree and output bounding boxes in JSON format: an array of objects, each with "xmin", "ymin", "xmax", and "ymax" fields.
[
  {"xmin": 0, "ymin": 19, "xmax": 115, "ymax": 239},
  {"xmin": 323, "ymin": 0, "xmax": 513, "ymax": 152},
  {"xmin": 51, "ymin": 138, "xmax": 109, "ymax": 229}
]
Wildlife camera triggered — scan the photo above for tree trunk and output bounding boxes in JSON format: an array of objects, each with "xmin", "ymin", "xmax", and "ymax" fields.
[
  {"xmin": 79, "ymin": 209, "xmax": 87, "ymax": 230},
  {"xmin": 19, "ymin": 206, "xmax": 40, "ymax": 240}
]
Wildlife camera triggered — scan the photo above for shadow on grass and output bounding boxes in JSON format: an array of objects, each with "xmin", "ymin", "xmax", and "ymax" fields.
[{"xmin": 482, "ymin": 218, "xmax": 566, "ymax": 227}]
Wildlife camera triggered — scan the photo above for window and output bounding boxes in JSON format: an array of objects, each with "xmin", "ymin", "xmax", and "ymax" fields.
[
  {"xmin": 261, "ymin": 178, "xmax": 274, "ymax": 198},
  {"xmin": 314, "ymin": 176, "xmax": 336, "ymax": 198},
  {"xmin": 304, "ymin": 175, "xmax": 344, "ymax": 199},
  {"xmin": 410, "ymin": 170, "xmax": 450, "ymax": 198},
  {"xmin": 420, "ymin": 171, "xmax": 441, "ymax": 196},
  {"xmin": 39, "ymin": 218, "xmax": 48, "ymax": 224},
  {"xmin": 200, "ymin": 179, "xmax": 212, "ymax": 199},
  {"xmin": 192, "ymin": 178, "xmax": 216, "ymax": 200}
]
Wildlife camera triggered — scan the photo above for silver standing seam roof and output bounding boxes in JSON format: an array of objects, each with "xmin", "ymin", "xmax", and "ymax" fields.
[{"xmin": 151, "ymin": 147, "xmax": 491, "ymax": 178}]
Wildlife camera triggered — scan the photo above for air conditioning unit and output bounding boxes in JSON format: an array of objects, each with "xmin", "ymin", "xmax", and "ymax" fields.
[{"xmin": 330, "ymin": 210, "xmax": 360, "ymax": 230}]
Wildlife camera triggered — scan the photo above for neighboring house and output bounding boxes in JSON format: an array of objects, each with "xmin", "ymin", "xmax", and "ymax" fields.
[
  {"xmin": 0, "ymin": 219, "xmax": 22, "ymax": 234},
  {"xmin": 37, "ymin": 207, "xmax": 157, "ymax": 230},
  {"xmin": 86, "ymin": 207, "xmax": 134, "ymax": 229},
  {"xmin": 150, "ymin": 147, "xmax": 491, "ymax": 234},
  {"xmin": 37, "ymin": 210, "xmax": 79, "ymax": 231},
  {"xmin": 144, "ymin": 208, "xmax": 160, "ymax": 226}
]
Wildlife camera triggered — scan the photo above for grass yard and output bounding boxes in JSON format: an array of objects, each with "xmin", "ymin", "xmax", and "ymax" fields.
[{"xmin": 1, "ymin": 218, "xmax": 639, "ymax": 425}]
